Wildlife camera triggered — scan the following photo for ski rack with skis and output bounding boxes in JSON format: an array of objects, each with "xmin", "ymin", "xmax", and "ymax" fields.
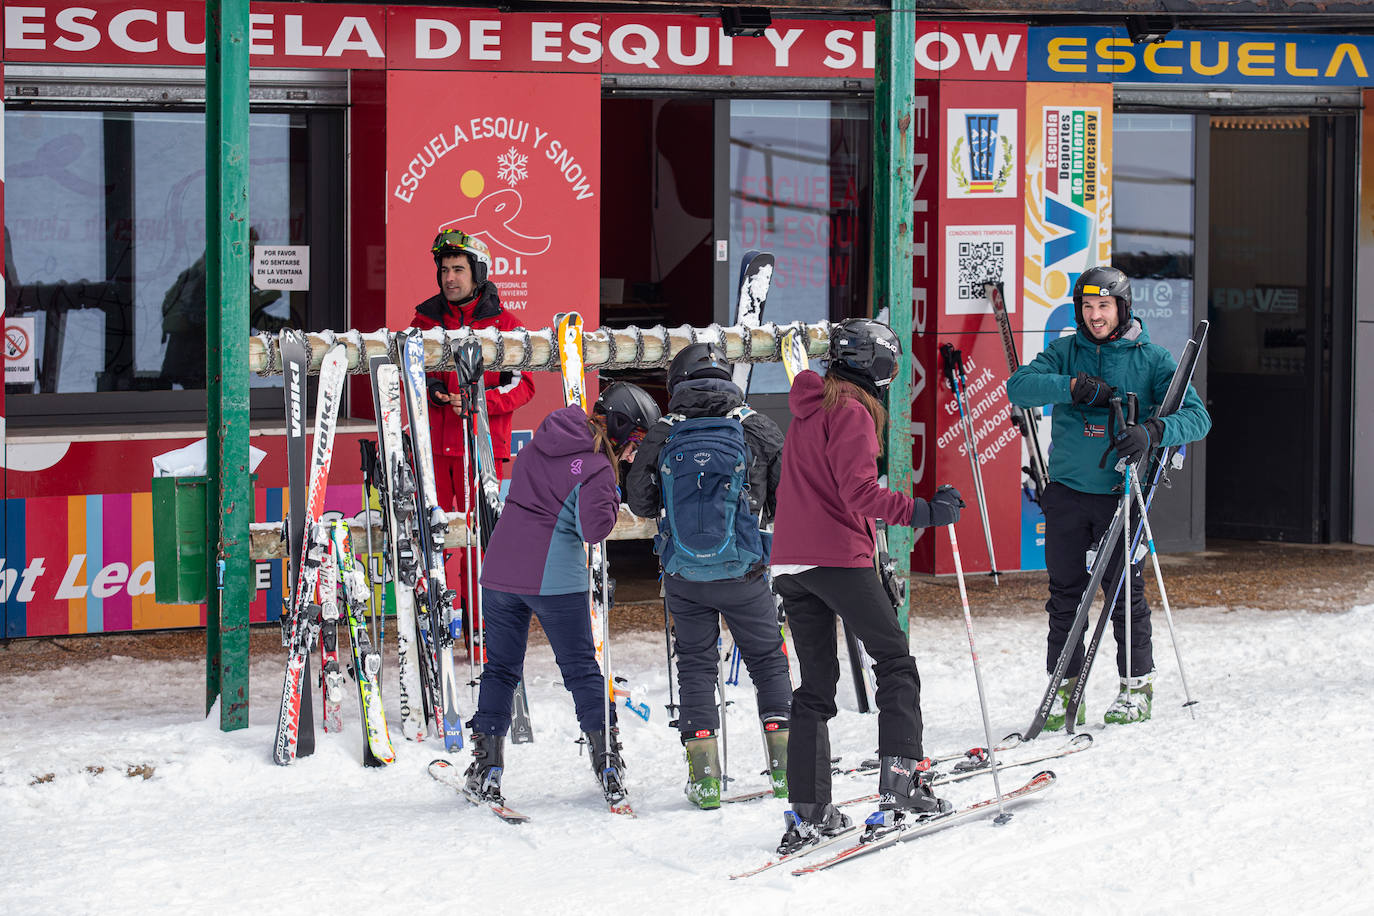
[{"xmin": 247, "ymin": 321, "xmax": 836, "ymax": 379}]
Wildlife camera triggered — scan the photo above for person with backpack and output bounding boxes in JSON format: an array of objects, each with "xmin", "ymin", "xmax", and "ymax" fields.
[
  {"xmin": 769, "ymin": 318, "xmax": 965, "ymax": 855},
  {"xmin": 625, "ymin": 342, "xmax": 792, "ymax": 810},
  {"xmin": 465, "ymin": 383, "xmax": 659, "ymax": 811}
]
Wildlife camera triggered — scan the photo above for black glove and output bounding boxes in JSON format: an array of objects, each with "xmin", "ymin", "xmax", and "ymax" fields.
[
  {"xmin": 1112, "ymin": 418, "xmax": 1164, "ymax": 466},
  {"xmin": 426, "ymin": 377, "xmax": 450, "ymax": 406},
  {"xmin": 1072, "ymin": 372, "xmax": 1116, "ymax": 408},
  {"xmin": 928, "ymin": 484, "xmax": 966, "ymax": 527}
]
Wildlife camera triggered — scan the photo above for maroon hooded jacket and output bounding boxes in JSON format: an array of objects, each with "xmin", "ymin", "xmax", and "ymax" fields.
[{"xmin": 771, "ymin": 370, "xmax": 916, "ymax": 568}]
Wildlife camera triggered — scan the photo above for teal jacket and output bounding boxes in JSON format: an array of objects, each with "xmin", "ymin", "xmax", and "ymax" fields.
[{"xmin": 1006, "ymin": 318, "xmax": 1211, "ymax": 495}]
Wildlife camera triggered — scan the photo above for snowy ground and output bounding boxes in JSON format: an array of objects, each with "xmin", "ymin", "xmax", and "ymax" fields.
[{"xmin": 3, "ymin": 602, "xmax": 1373, "ymax": 915}]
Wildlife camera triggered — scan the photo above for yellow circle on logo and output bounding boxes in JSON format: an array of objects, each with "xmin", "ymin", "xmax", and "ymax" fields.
[
  {"xmin": 460, "ymin": 170, "xmax": 485, "ymax": 197},
  {"xmin": 1045, "ymin": 270, "xmax": 1069, "ymax": 300}
]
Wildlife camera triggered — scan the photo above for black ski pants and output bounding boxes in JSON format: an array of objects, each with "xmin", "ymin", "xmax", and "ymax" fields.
[
  {"xmin": 665, "ymin": 572, "xmax": 792, "ymax": 738},
  {"xmin": 774, "ymin": 566, "xmax": 925, "ymax": 807},
  {"xmin": 1042, "ymin": 481, "xmax": 1153, "ymax": 680}
]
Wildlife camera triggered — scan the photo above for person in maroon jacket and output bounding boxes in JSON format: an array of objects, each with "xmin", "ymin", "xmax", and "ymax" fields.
[
  {"xmin": 769, "ymin": 318, "xmax": 965, "ymax": 856},
  {"xmin": 411, "ymin": 229, "xmax": 536, "ymax": 654}
]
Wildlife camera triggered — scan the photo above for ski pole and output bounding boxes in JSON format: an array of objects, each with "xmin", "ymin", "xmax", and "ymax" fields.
[
  {"xmin": 1129, "ymin": 463, "xmax": 1197, "ymax": 717},
  {"xmin": 717, "ymin": 634, "xmax": 730, "ymax": 793},
  {"xmin": 462, "ymin": 406, "xmax": 479, "ymax": 702},
  {"xmin": 359, "ymin": 440, "xmax": 380, "ymax": 647},
  {"xmin": 601, "ymin": 544, "xmax": 613, "ymax": 750},
  {"xmin": 940, "ymin": 344, "xmax": 1000, "ymax": 585},
  {"xmin": 661, "ymin": 570, "xmax": 678, "ymax": 720},
  {"xmin": 946, "ymin": 521, "xmax": 1011, "ymax": 825},
  {"xmin": 1111, "ymin": 396, "xmax": 1136, "ymax": 720}
]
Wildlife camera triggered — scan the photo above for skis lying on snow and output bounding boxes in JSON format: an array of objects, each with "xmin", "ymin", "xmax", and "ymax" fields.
[
  {"xmin": 428, "ymin": 758, "xmax": 530, "ymax": 824},
  {"xmin": 834, "ymin": 731, "xmax": 1030, "ymax": 777},
  {"xmin": 789, "ymin": 771, "xmax": 1057, "ymax": 875},
  {"xmin": 834, "ymin": 733, "xmax": 1089, "ymax": 806}
]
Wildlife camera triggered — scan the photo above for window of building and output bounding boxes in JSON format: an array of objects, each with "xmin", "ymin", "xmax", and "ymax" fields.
[
  {"xmin": 4, "ymin": 104, "xmax": 344, "ymax": 426},
  {"xmin": 727, "ymin": 98, "xmax": 871, "ymax": 395}
]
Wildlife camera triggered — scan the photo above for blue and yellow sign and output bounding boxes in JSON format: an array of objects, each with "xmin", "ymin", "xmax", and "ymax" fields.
[{"xmin": 1030, "ymin": 28, "xmax": 1374, "ymax": 86}]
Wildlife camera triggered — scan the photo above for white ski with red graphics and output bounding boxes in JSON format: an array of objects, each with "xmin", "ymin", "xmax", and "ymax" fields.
[
  {"xmin": 428, "ymin": 758, "xmax": 530, "ymax": 824},
  {"xmin": 370, "ymin": 358, "xmax": 428, "ymax": 742},
  {"xmin": 330, "ymin": 519, "xmax": 396, "ymax": 766},
  {"xmin": 834, "ymin": 733, "xmax": 1089, "ymax": 806},
  {"xmin": 790, "ymin": 771, "xmax": 1057, "ymax": 875},
  {"xmin": 399, "ymin": 330, "xmax": 465, "ymax": 753},
  {"xmin": 273, "ymin": 343, "xmax": 347, "ymax": 766}
]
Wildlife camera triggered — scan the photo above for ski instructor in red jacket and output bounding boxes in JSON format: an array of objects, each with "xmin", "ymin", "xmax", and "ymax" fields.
[{"xmin": 411, "ymin": 228, "xmax": 536, "ymax": 653}]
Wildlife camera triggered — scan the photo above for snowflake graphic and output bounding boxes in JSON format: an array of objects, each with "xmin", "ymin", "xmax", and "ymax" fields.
[{"xmin": 497, "ymin": 146, "xmax": 528, "ymax": 187}]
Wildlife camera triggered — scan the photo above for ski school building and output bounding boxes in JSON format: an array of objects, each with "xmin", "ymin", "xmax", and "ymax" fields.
[{"xmin": 2, "ymin": 2, "xmax": 1373, "ymax": 639}]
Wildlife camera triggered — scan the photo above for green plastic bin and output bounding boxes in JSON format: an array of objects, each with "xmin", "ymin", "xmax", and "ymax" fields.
[{"xmin": 151, "ymin": 475, "xmax": 256, "ymax": 604}]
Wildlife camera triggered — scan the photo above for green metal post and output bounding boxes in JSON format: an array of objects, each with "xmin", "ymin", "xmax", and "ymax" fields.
[
  {"xmin": 205, "ymin": 0, "xmax": 253, "ymax": 729},
  {"xmin": 872, "ymin": 10, "xmax": 917, "ymax": 634}
]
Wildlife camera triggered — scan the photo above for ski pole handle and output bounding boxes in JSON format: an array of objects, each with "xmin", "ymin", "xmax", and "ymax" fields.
[
  {"xmin": 939, "ymin": 342, "xmax": 958, "ymax": 390},
  {"xmin": 1125, "ymin": 392, "xmax": 1139, "ymax": 427}
]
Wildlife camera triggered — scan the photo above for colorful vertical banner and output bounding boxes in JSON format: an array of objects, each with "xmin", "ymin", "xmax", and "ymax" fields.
[
  {"xmin": 921, "ymin": 81, "xmax": 1026, "ymax": 576},
  {"xmin": 385, "ymin": 71, "xmax": 601, "ymax": 439},
  {"xmin": 1020, "ymin": 82, "xmax": 1113, "ymax": 568}
]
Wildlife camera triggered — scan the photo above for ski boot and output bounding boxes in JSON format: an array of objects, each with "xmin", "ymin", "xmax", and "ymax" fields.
[
  {"xmin": 777, "ymin": 803, "xmax": 852, "ymax": 855},
  {"xmin": 683, "ymin": 729, "xmax": 721, "ymax": 810},
  {"xmin": 870, "ymin": 755, "xmax": 951, "ymax": 832},
  {"xmin": 584, "ymin": 727, "xmax": 629, "ymax": 806},
  {"xmin": 762, "ymin": 715, "xmax": 789, "ymax": 799},
  {"xmin": 464, "ymin": 731, "xmax": 506, "ymax": 803},
  {"xmin": 1045, "ymin": 675, "xmax": 1087, "ymax": 731},
  {"xmin": 1104, "ymin": 671, "xmax": 1155, "ymax": 725}
]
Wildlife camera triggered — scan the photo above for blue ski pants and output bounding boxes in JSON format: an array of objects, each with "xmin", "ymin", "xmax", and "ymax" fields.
[{"xmin": 471, "ymin": 587, "xmax": 614, "ymax": 737}]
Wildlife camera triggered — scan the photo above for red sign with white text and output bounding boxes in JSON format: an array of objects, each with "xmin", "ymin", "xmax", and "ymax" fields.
[
  {"xmin": 3, "ymin": 1, "xmax": 386, "ymax": 67},
  {"xmin": 4, "ymin": 2, "xmax": 1027, "ymax": 79},
  {"xmin": 385, "ymin": 70, "xmax": 601, "ymax": 433}
]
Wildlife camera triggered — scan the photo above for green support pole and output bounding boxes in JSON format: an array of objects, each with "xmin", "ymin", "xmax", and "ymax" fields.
[
  {"xmin": 205, "ymin": 0, "xmax": 253, "ymax": 729},
  {"xmin": 872, "ymin": 10, "xmax": 917, "ymax": 634}
]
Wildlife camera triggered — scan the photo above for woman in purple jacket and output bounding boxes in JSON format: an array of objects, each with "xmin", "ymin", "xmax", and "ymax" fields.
[
  {"xmin": 769, "ymin": 319, "xmax": 964, "ymax": 855},
  {"xmin": 465, "ymin": 383, "xmax": 660, "ymax": 811}
]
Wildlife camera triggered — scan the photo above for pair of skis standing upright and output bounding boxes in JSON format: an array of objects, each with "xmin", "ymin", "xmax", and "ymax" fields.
[{"xmin": 272, "ymin": 328, "xmax": 521, "ymax": 766}]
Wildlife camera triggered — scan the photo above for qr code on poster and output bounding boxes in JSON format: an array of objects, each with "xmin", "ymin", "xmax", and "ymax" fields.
[{"xmin": 957, "ymin": 241, "xmax": 1004, "ymax": 300}]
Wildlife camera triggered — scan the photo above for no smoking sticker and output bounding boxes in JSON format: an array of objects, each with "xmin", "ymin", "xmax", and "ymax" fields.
[{"xmin": 4, "ymin": 317, "xmax": 36, "ymax": 382}]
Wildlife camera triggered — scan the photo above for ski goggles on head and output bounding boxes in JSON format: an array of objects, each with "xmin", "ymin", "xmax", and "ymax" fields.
[{"xmin": 432, "ymin": 228, "xmax": 480, "ymax": 255}]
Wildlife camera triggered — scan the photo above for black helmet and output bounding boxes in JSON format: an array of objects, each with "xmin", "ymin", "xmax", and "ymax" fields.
[
  {"xmin": 666, "ymin": 342, "xmax": 731, "ymax": 395},
  {"xmin": 431, "ymin": 228, "xmax": 491, "ymax": 285},
  {"xmin": 1072, "ymin": 266, "xmax": 1133, "ymax": 339},
  {"xmin": 828, "ymin": 319, "xmax": 901, "ymax": 390},
  {"xmin": 594, "ymin": 382, "xmax": 662, "ymax": 449}
]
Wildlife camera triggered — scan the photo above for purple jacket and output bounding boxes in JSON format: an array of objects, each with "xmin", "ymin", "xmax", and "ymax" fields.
[
  {"xmin": 771, "ymin": 370, "xmax": 916, "ymax": 568},
  {"xmin": 479, "ymin": 406, "xmax": 618, "ymax": 595}
]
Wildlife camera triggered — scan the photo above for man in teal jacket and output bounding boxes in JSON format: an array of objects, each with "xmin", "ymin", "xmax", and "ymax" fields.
[{"xmin": 1008, "ymin": 266, "xmax": 1210, "ymax": 727}]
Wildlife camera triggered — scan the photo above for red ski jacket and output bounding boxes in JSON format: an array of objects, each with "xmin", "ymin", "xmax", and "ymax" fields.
[{"xmin": 410, "ymin": 284, "xmax": 536, "ymax": 466}]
